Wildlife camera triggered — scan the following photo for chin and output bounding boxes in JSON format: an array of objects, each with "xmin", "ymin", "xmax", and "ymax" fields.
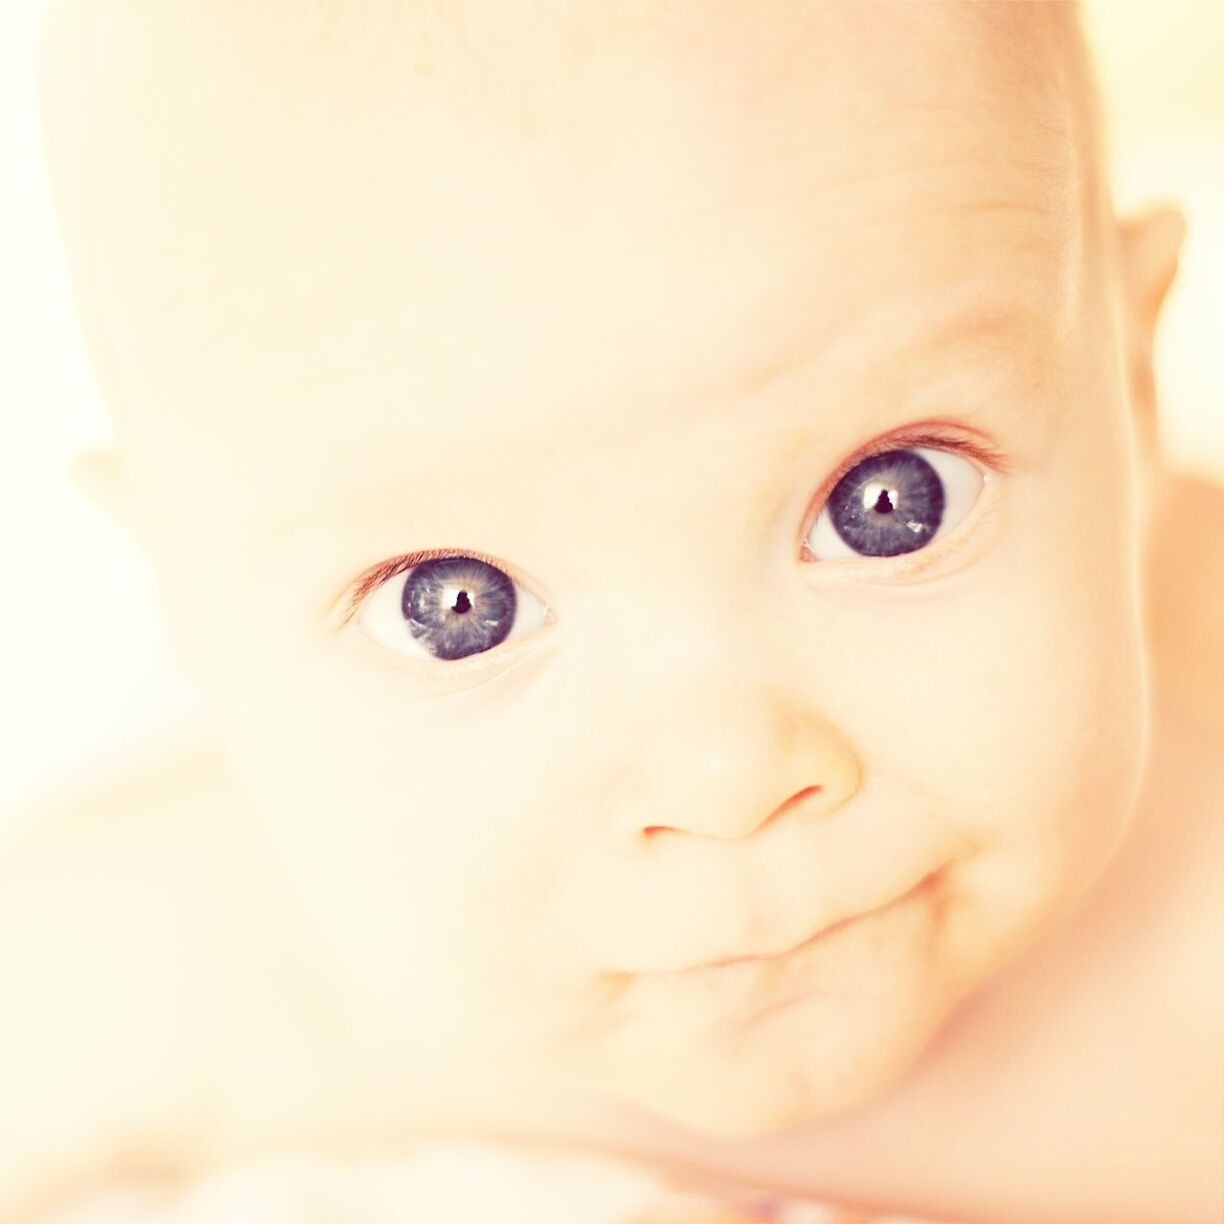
[
  {"xmin": 585, "ymin": 983, "xmax": 951, "ymax": 1142},
  {"xmin": 551, "ymin": 869, "xmax": 965, "ymax": 1139}
]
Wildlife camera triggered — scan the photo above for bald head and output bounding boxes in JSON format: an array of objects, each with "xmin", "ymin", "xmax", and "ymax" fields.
[{"xmin": 36, "ymin": 1, "xmax": 1108, "ymax": 424}]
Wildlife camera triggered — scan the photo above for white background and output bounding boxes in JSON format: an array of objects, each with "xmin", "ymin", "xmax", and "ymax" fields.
[{"xmin": 2, "ymin": 0, "xmax": 1222, "ymax": 843}]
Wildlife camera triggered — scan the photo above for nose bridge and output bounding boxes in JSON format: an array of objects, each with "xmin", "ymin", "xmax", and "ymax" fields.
[{"xmin": 597, "ymin": 610, "xmax": 859, "ymax": 849}]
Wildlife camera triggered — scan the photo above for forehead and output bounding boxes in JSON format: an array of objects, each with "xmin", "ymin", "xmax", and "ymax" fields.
[{"xmin": 56, "ymin": 2, "xmax": 1090, "ymax": 514}]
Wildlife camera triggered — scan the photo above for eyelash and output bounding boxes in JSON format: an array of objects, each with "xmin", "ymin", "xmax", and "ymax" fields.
[{"xmin": 339, "ymin": 421, "xmax": 1014, "ymax": 623}]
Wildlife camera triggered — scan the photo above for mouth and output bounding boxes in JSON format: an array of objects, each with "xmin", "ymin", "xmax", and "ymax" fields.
[
  {"xmin": 688, "ymin": 868, "xmax": 944, "ymax": 976},
  {"xmin": 603, "ymin": 866, "xmax": 949, "ymax": 1025}
]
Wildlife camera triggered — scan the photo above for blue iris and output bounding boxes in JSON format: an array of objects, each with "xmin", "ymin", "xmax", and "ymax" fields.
[
  {"xmin": 826, "ymin": 449, "xmax": 945, "ymax": 557},
  {"xmin": 401, "ymin": 556, "xmax": 517, "ymax": 661}
]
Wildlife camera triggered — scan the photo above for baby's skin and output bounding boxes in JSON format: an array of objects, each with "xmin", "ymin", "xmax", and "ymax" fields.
[{"xmin": 9, "ymin": 2, "xmax": 1222, "ymax": 1221}]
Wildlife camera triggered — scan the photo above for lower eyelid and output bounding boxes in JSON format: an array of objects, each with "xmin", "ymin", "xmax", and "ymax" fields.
[
  {"xmin": 896, "ymin": 504, "xmax": 989, "ymax": 576},
  {"xmin": 346, "ymin": 596, "xmax": 551, "ymax": 684},
  {"xmin": 889, "ymin": 472, "xmax": 1002, "ymax": 577},
  {"xmin": 346, "ymin": 621, "xmax": 504, "ymax": 691}
]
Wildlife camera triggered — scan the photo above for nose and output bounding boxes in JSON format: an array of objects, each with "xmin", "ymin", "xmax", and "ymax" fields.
[{"xmin": 597, "ymin": 623, "xmax": 860, "ymax": 853}]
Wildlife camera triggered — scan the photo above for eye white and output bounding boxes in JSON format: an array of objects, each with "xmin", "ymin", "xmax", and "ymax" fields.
[
  {"xmin": 805, "ymin": 446, "xmax": 986, "ymax": 562},
  {"xmin": 356, "ymin": 560, "xmax": 551, "ymax": 659}
]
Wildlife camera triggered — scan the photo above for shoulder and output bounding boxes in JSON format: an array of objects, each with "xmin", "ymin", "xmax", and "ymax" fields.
[
  {"xmin": 0, "ymin": 744, "xmax": 300, "ymax": 1220},
  {"xmin": 1143, "ymin": 466, "xmax": 1224, "ymax": 734},
  {"xmin": 1096, "ymin": 462, "xmax": 1224, "ymax": 1197}
]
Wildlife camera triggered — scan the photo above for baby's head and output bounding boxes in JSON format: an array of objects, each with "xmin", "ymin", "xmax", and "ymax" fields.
[{"xmin": 37, "ymin": 1, "xmax": 1184, "ymax": 1137}]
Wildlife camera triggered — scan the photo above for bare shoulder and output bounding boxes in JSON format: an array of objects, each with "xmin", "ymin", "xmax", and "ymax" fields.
[
  {"xmin": 1144, "ymin": 465, "xmax": 1224, "ymax": 732},
  {"xmin": 0, "ymin": 744, "xmax": 315, "ymax": 1220},
  {"xmin": 1139, "ymin": 465, "xmax": 1224, "ymax": 1112},
  {"xmin": 1135, "ymin": 468, "xmax": 1224, "ymax": 1067}
]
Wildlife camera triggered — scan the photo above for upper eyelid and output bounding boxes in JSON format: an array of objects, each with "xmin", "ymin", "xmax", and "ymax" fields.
[
  {"xmin": 338, "ymin": 545, "xmax": 510, "ymax": 627},
  {"xmin": 809, "ymin": 422, "xmax": 1010, "ymax": 505}
]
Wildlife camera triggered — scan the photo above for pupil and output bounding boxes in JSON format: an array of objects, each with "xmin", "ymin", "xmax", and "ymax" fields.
[
  {"xmin": 453, "ymin": 589, "xmax": 472, "ymax": 614},
  {"xmin": 874, "ymin": 489, "xmax": 894, "ymax": 514}
]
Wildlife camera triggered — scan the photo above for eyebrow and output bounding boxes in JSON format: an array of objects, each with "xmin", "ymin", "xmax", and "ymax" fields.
[
  {"xmin": 725, "ymin": 282, "xmax": 1058, "ymax": 419},
  {"xmin": 264, "ymin": 282, "xmax": 1057, "ymax": 549}
]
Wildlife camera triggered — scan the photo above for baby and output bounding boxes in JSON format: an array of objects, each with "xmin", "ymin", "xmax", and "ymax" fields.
[{"xmin": 8, "ymin": 0, "xmax": 1221, "ymax": 1220}]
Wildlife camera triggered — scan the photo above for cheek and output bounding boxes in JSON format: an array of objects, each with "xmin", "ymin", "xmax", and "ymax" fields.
[
  {"xmin": 875, "ymin": 446, "xmax": 1149, "ymax": 977},
  {"xmin": 225, "ymin": 669, "xmax": 655, "ymax": 1091},
  {"xmin": 941, "ymin": 560, "xmax": 1146, "ymax": 931},
  {"xmin": 166, "ymin": 574, "xmax": 563, "ymax": 1044}
]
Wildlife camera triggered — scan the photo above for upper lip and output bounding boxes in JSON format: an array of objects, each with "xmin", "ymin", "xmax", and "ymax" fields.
[{"xmin": 684, "ymin": 869, "xmax": 941, "ymax": 973}]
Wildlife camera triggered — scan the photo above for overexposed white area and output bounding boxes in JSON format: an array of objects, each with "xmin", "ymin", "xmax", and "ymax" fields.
[
  {"xmin": 2, "ymin": 0, "xmax": 1222, "ymax": 843},
  {"xmin": 1, "ymin": 0, "xmax": 212, "ymax": 846}
]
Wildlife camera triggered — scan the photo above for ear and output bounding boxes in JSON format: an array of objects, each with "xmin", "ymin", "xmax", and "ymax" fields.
[
  {"xmin": 69, "ymin": 447, "xmax": 134, "ymax": 536},
  {"xmin": 1115, "ymin": 204, "xmax": 1186, "ymax": 463}
]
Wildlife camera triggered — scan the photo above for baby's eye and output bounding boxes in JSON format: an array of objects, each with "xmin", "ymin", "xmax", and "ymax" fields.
[
  {"xmin": 357, "ymin": 553, "xmax": 551, "ymax": 664},
  {"xmin": 803, "ymin": 445, "xmax": 984, "ymax": 562}
]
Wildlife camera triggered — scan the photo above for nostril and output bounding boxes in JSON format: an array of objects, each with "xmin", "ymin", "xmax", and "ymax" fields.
[
  {"xmin": 642, "ymin": 786, "xmax": 823, "ymax": 841},
  {"xmin": 762, "ymin": 784, "xmax": 823, "ymax": 828}
]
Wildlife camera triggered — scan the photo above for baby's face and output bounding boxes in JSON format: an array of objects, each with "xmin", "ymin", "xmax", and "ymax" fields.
[{"xmin": 68, "ymin": 3, "xmax": 1148, "ymax": 1134}]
